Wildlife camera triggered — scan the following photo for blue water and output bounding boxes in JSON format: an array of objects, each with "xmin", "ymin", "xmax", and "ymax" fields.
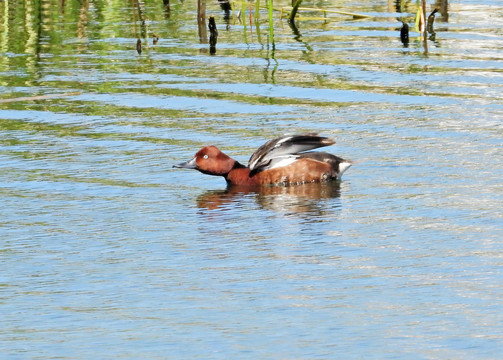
[{"xmin": 1, "ymin": 0, "xmax": 503, "ymax": 358}]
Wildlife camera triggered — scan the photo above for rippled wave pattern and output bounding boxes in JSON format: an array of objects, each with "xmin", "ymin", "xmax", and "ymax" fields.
[{"xmin": 1, "ymin": 0, "xmax": 502, "ymax": 358}]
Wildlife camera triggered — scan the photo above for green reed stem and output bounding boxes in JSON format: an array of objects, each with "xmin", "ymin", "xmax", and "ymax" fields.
[
  {"xmin": 255, "ymin": 0, "xmax": 260, "ymax": 22},
  {"xmin": 242, "ymin": 0, "xmax": 247, "ymax": 31}
]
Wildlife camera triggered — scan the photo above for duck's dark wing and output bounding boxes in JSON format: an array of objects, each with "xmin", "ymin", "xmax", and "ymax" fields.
[{"xmin": 248, "ymin": 134, "xmax": 335, "ymax": 175}]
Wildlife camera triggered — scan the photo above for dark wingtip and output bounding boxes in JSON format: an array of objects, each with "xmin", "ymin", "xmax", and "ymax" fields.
[
  {"xmin": 294, "ymin": 134, "xmax": 335, "ymax": 146},
  {"xmin": 321, "ymin": 137, "xmax": 335, "ymax": 146}
]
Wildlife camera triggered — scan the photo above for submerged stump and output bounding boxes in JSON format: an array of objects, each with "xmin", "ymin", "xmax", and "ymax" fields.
[{"xmin": 209, "ymin": 16, "xmax": 218, "ymax": 55}]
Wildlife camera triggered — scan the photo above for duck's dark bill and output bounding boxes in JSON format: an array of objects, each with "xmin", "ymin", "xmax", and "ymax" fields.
[{"xmin": 173, "ymin": 157, "xmax": 197, "ymax": 169}]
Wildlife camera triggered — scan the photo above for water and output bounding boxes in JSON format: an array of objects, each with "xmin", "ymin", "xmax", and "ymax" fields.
[{"xmin": 1, "ymin": 0, "xmax": 503, "ymax": 358}]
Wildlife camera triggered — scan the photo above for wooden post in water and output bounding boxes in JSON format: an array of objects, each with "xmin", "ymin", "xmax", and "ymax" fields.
[
  {"xmin": 136, "ymin": 38, "xmax": 142, "ymax": 54},
  {"xmin": 163, "ymin": 0, "xmax": 171, "ymax": 18},
  {"xmin": 198, "ymin": 0, "xmax": 207, "ymax": 44},
  {"xmin": 209, "ymin": 16, "xmax": 218, "ymax": 55},
  {"xmin": 422, "ymin": 0, "xmax": 428, "ymax": 55}
]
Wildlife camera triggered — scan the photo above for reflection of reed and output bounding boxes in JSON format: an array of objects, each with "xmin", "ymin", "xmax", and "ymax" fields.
[
  {"xmin": 217, "ymin": 0, "xmax": 231, "ymax": 22},
  {"xmin": 196, "ymin": 182, "xmax": 342, "ymax": 214},
  {"xmin": 77, "ymin": 0, "xmax": 89, "ymax": 40},
  {"xmin": 427, "ymin": 8, "xmax": 439, "ymax": 41},
  {"xmin": 163, "ymin": 0, "xmax": 171, "ymax": 19},
  {"xmin": 132, "ymin": 0, "xmax": 147, "ymax": 53}
]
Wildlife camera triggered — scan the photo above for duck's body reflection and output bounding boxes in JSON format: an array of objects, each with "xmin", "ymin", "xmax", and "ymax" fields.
[{"xmin": 197, "ymin": 181, "xmax": 342, "ymax": 215}]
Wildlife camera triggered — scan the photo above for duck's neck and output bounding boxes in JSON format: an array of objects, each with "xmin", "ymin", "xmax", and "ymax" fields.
[
  {"xmin": 224, "ymin": 161, "xmax": 246, "ymax": 176},
  {"xmin": 224, "ymin": 161, "xmax": 253, "ymax": 185}
]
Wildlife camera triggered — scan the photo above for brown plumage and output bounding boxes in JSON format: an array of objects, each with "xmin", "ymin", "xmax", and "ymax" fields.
[{"xmin": 174, "ymin": 134, "xmax": 351, "ymax": 186}]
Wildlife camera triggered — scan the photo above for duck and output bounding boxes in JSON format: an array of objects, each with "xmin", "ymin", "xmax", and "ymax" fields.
[{"xmin": 173, "ymin": 134, "xmax": 352, "ymax": 186}]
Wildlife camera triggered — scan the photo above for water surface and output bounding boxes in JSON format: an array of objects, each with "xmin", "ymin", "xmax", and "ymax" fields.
[{"xmin": 1, "ymin": 0, "xmax": 502, "ymax": 358}]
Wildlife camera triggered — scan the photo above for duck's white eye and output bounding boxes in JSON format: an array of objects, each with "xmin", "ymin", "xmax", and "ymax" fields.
[{"xmin": 203, "ymin": 155, "xmax": 209, "ymax": 159}]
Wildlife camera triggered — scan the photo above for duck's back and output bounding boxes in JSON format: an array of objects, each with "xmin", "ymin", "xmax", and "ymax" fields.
[
  {"xmin": 253, "ymin": 152, "xmax": 350, "ymax": 185},
  {"xmin": 225, "ymin": 151, "xmax": 351, "ymax": 186},
  {"xmin": 248, "ymin": 134, "xmax": 335, "ymax": 176}
]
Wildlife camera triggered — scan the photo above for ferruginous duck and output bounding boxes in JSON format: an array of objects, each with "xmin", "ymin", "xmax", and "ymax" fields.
[{"xmin": 174, "ymin": 134, "xmax": 352, "ymax": 186}]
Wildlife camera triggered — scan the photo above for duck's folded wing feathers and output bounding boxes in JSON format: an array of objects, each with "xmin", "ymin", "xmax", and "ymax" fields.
[
  {"xmin": 248, "ymin": 134, "xmax": 335, "ymax": 174},
  {"xmin": 249, "ymin": 155, "xmax": 300, "ymax": 177}
]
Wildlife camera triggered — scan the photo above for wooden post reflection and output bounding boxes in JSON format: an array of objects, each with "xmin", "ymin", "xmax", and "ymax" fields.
[{"xmin": 435, "ymin": 0, "xmax": 448, "ymax": 22}]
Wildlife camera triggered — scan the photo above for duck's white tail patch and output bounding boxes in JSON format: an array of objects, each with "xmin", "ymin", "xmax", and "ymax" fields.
[{"xmin": 338, "ymin": 161, "xmax": 352, "ymax": 178}]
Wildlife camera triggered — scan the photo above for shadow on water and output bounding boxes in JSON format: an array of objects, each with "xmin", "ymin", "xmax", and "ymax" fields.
[{"xmin": 196, "ymin": 181, "xmax": 342, "ymax": 215}]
